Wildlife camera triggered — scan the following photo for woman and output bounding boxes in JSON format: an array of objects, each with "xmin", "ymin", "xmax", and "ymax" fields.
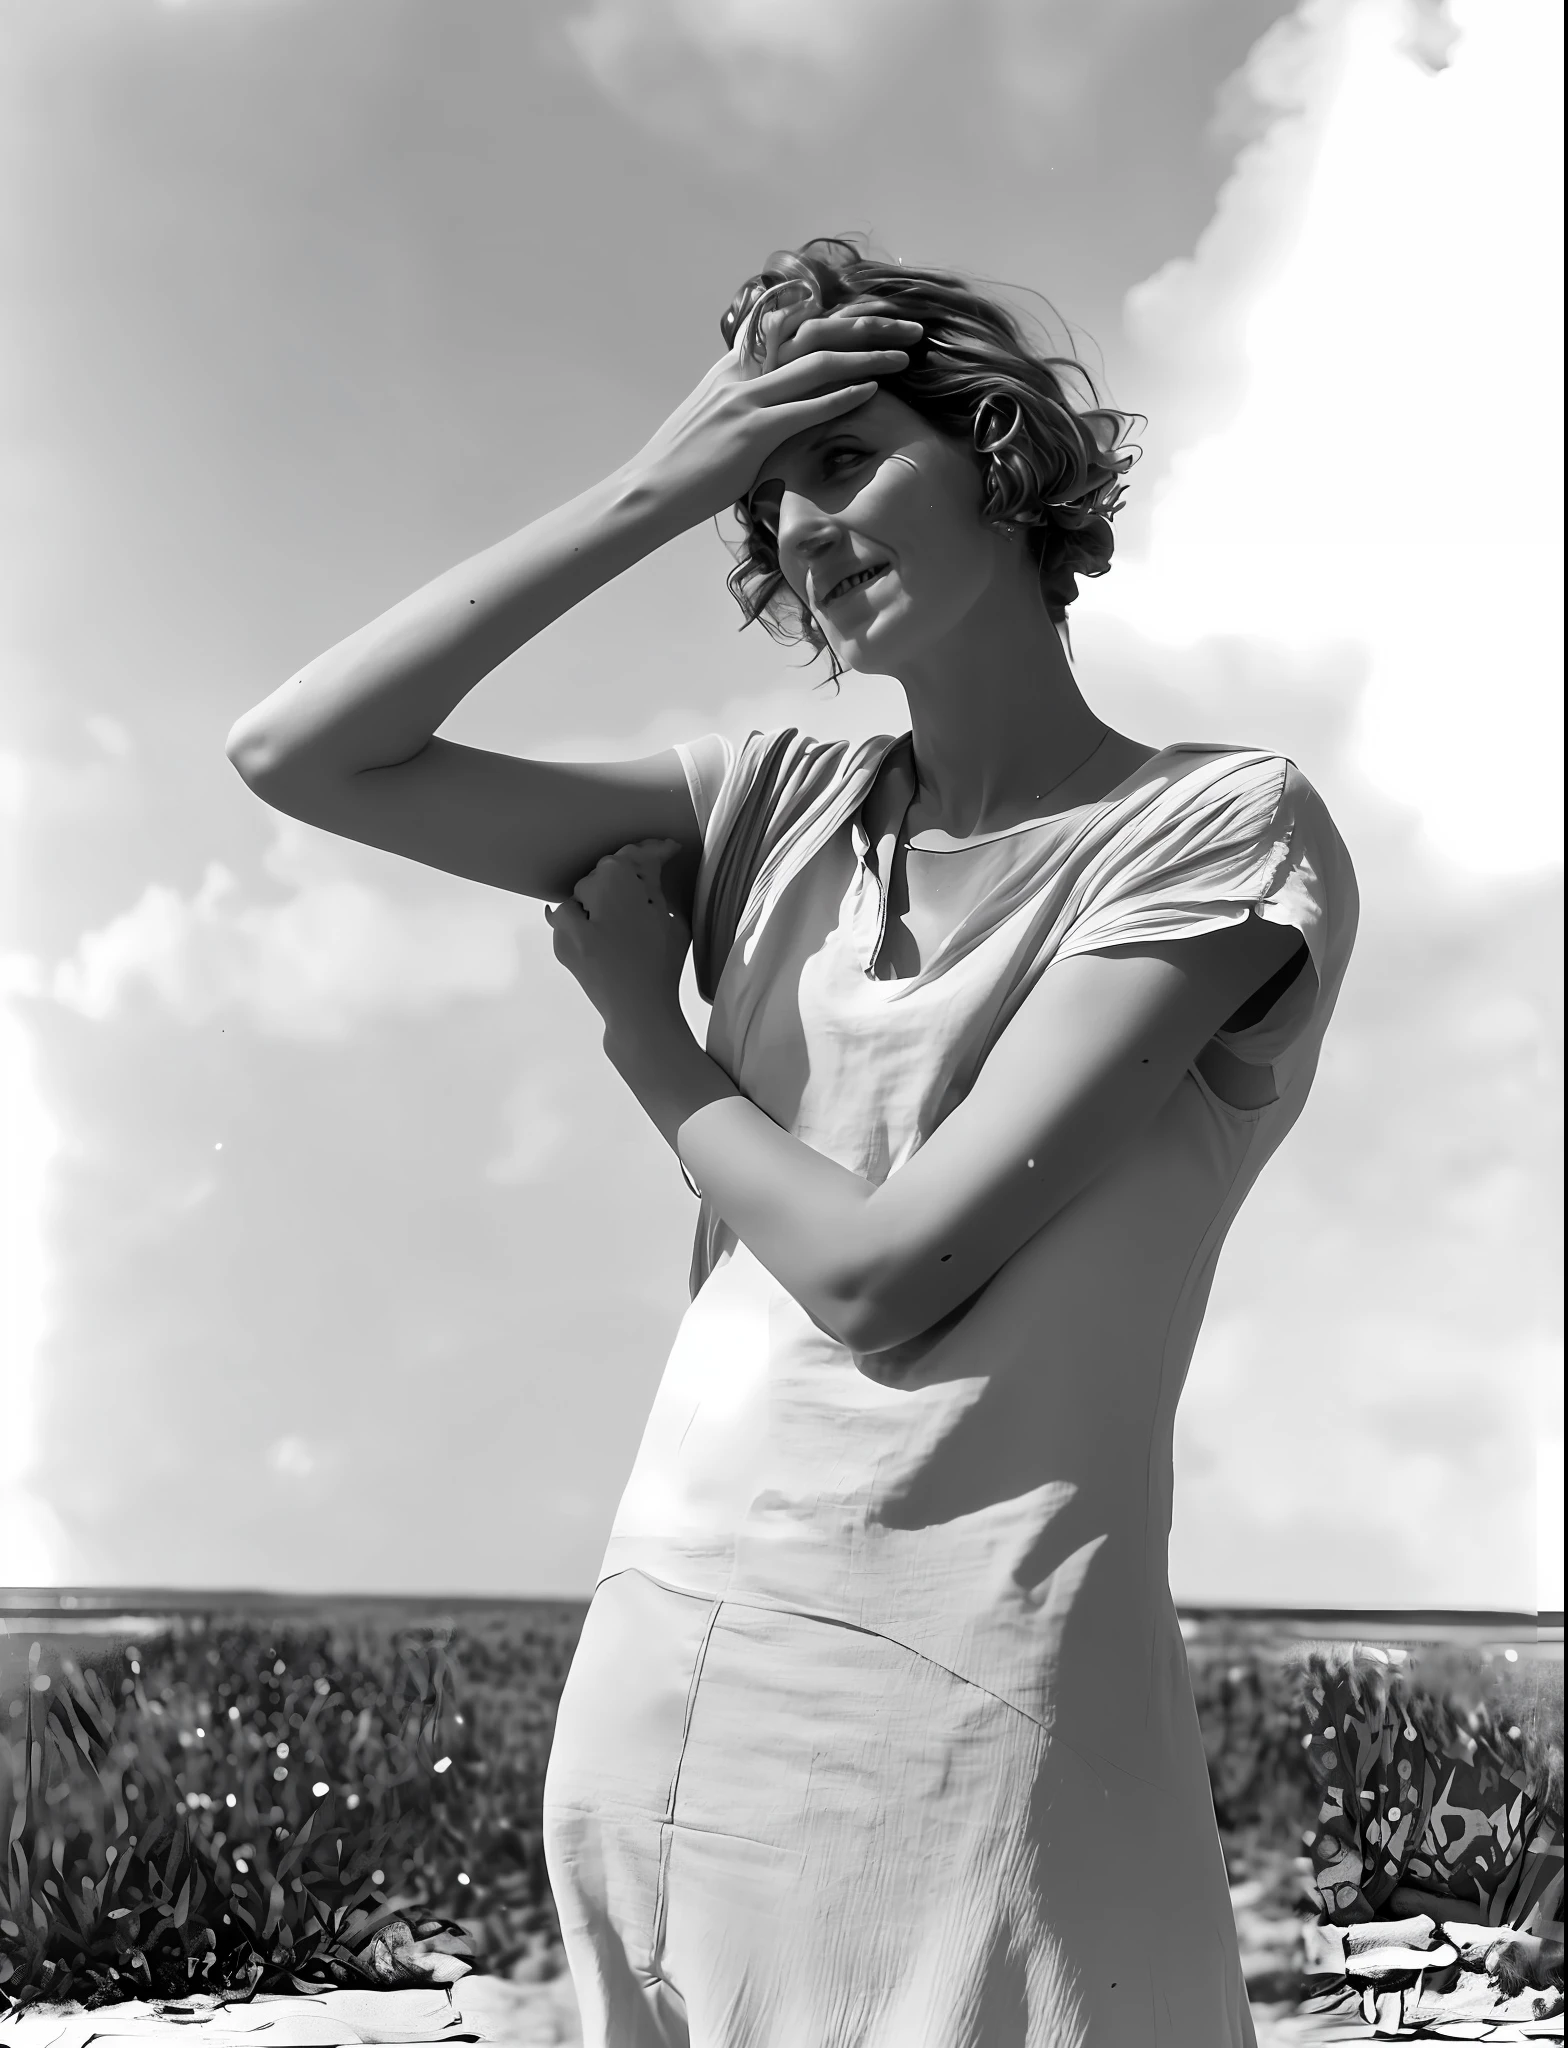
[{"xmin": 227, "ymin": 237, "xmax": 1358, "ymax": 2046}]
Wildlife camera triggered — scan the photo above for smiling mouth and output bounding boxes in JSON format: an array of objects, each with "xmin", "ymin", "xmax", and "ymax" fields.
[{"xmin": 821, "ymin": 563, "xmax": 891, "ymax": 607}]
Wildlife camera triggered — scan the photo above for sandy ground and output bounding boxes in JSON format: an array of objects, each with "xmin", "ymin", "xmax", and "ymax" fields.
[
  {"xmin": 451, "ymin": 1971, "xmax": 583, "ymax": 2047},
  {"xmin": 446, "ymin": 1877, "xmax": 1352, "ymax": 2045},
  {"xmin": 449, "ymin": 1978, "xmax": 1360, "ymax": 2047}
]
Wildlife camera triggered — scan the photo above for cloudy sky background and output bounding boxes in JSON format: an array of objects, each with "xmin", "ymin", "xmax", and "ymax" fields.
[{"xmin": 2, "ymin": 0, "xmax": 1561, "ymax": 1609}]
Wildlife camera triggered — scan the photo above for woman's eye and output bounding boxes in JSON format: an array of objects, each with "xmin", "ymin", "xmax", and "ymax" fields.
[{"xmin": 822, "ymin": 446, "xmax": 869, "ymax": 476}]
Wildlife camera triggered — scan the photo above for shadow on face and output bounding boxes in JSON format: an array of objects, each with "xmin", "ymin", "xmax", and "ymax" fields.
[{"xmin": 748, "ymin": 393, "xmax": 1019, "ymax": 676}]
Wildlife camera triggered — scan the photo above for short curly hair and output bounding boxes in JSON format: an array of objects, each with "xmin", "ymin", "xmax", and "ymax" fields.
[{"xmin": 720, "ymin": 237, "xmax": 1142, "ymax": 658}]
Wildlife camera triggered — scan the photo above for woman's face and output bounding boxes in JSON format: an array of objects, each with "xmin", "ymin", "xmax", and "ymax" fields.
[{"xmin": 747, "ymin": 392, "xmax": 1009, "ymax": 675}]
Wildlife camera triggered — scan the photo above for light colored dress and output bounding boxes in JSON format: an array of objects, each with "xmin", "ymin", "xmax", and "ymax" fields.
[{"xmin": 542, "ymin": 728, "xmax": 1359, "ymax": 2047}]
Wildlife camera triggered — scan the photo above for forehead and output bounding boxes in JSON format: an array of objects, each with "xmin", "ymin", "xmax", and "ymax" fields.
[{"xmin": 750, "ymin": 390, "xmax": 934, "ymax": 491}]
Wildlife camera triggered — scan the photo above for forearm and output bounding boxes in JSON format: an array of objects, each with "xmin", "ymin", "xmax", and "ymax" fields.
[
  {"xmin": 604, "ymin": 1015, "xmax": 879, "ymax": 1344},
  {"xmin": 226, "ymin": 463, "xmax": 687, "ymax": 784}
]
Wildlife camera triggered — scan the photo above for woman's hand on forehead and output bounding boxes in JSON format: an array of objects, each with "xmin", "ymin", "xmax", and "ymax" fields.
[
  {"xmin": 621, "ymin": 297, "xmax": 918, "ymax": 530},
  {"xmin": 743, "ymin": 296, "xmax": 916, "ymax": 377}
]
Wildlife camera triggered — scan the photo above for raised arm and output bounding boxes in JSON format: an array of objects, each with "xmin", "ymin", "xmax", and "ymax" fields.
[{"xmin": 224, "ymin": 306, "xmax": 922, "ymax": 903}]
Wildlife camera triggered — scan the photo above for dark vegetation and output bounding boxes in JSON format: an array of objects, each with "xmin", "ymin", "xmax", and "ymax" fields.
[
  {"xmin": 1191, "ymin": 1633, "xmax": 1564, "ymax": 1872},
  {"xmin": 2, "ymin": 1605, "xmax": 1560, "ymax": 2017}
]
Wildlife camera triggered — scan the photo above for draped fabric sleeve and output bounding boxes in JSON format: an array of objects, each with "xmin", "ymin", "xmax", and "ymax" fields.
[
  {"xmin": 1051, "ymin": 750, "xmax": 1360, "ymax": 1073},
  {"xmin": 675, "ymin": 726, "xmax": 876, "ymax": 1003},
  {"xmin": 673, "ymin": 731, "xmax": 734, "ymax": 843},
  {"xmin": 671, "ymin": 724, "xmax": 901, "ymax": 1298}
]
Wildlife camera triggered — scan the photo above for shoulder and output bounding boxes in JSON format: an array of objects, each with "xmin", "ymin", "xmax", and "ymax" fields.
[
  {"xmin": 1139, "ymin": 742, "xmax": 1360, "ymax": 993},
  {"xmin": 1133, "ymin": 741, "xmax": 1290, "ymax": 810},
  {"xmin": 702, "ymin": 725, "xmax": 903, "ymax": 843},
  {"xmin": 1056, "ymin": 740, "xmax": 1357, "ymax": 960},
  {"xmin": 734, "ymin": 724, "xmax": 898, "ymax": 788},
  {"xmin": 1141, "ymin": 741, "xmax": 1338, "ymax": 808},
  {"xmin": 1117, "ymin": 744, "xmax": 1351, "ymax": 869}
]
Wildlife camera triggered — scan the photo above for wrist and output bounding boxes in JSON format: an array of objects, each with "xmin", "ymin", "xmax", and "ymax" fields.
[
  {"xmin": 602, "ymin": 1009, "xmax": 734, "ymax": 1146},
  {"xmin": 608, "ymin": 456, "xmax": 719, "ymax": 539},
  {"xmin": 601, "ymin": 998, "xmax": 693, "ymax": 1080}
]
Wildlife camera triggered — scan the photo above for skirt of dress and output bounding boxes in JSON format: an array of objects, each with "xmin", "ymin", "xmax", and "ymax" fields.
[{"xmin": 542, "ymin": 1568, "xmax": 1256, "ymax": 2048}]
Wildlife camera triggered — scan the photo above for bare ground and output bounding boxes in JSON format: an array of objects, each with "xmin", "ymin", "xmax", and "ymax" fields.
[{"xmin": 447, "ymin": 1858, "xmax": 1333, "ymax": 2045}]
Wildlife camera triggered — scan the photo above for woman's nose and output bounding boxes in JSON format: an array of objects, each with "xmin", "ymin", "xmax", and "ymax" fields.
[{"xmin": 777, "ymin": 496, "xmax": 839, "ymax": 562}]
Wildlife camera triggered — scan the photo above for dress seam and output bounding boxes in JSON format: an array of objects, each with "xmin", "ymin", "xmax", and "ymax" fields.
[
  {"xmin": 649, "ymin": 1591, "xmax": 722, "ymax": 1977},
  {"xmin": 684, "ymin": 1588, "xmax": 1062, "ymax": 1737}
]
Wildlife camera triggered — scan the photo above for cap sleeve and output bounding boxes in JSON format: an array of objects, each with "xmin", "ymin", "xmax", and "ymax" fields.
[
  {"xmin": 672, "ymin": 732, "xmax": 734, "ymax": 842},
  {"xmin": 1053, "ymin": 750, "xmax": 1359, "ymax": 1069},
  {"xmin": 684, "ymin": 727, "xmax": 867, "ymax": 1002}
]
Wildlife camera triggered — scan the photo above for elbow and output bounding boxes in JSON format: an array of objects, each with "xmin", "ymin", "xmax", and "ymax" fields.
[
  {"xmin": 224, "ymin": 711, "xmax": 283, "ymax": 790},
  {"xmin": 810, "ymin": 1252, "xmax": 910, "ymax": 1360},
  {"xmin": 224, "ymin": 709, "xmax": 327, "ymax": 805},
  {"xmin": 822, "ymin": 1298, "xmax": 888, "ymax": 1359},
  {"xmin": 843, "ymin": 1266, "xmax": 984, "ymax": 1377},
  {"xmin": 802, "ymin": 1214, "xmax": 963, "ymax": 1361}
]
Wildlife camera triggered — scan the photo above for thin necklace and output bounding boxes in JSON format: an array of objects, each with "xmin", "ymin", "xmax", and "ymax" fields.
[
  {"xmin": 1029, "ymin": 724, "xmax": 1112, "ymax": 810},
  {"xmin": 904, "ymin": 723, "xmax": 1113, "ymax": 845}
]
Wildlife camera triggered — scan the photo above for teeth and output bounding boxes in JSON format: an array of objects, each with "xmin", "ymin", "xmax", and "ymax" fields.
[{"xmin": 829, "ymin": 566, "xmax": 885, "ymax": 601}]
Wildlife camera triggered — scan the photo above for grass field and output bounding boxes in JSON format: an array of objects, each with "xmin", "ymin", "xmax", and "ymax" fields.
[{"xmin": 1, "ymin": 1597, "xmax": 1560, "ymax": 2025}]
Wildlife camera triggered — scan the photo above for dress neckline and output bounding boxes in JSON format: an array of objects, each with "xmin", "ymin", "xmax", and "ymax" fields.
[
  {"xmin": 876, "ymin": 733, "xmax": 1169, "ymax": 855},
  {"xmin": 856, "ymin": 737, "xmax": 1175, "ymax": 990}
]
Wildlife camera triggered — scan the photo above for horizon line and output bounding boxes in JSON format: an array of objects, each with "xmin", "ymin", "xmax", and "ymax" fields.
[{"xmin": 1, "ymin": 1587, "xmax": 1562, "ymax": 1634}]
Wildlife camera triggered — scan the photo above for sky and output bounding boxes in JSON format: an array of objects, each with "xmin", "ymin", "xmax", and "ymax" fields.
[{"xmin": 1, "ymin": 0, "xmax": 1561, "ymax": 1610}]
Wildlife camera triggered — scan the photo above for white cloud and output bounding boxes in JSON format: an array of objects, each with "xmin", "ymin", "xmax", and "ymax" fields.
[
  {"xmin": 1094, "ymin": 0, "xmax": 1563, "ymax": 877},
  {"xmin": 1120, "ymin": 2, "xmax": 1355, "ymax": 461},
  {"xmin": 1174, "ymin": 1318, "xmax": 1556, "ymax": 1608},
  {"xmin": 269, "ymin": 1435, "xmax": 338, "ymax": 1481},
  {"xmin": 563, "ymin": 0, "xmax": 925, "ymax": 142},
  {"xmin": 562, "ymin": 0, "xmax": 1179, "ymax": 155},
  {"xmin": 560, "ymin": 0, "xmax": 1174, "ymax": 158},
  {"xmin": 84, "ymin": 712, "xmax": 134, "ymax": 759},
  {"xmin": 573, "ymin": 0, "xmax": 910, "ymax": 70},
  {"xmin": 0, "ymin": 739, "xmax": 136, "ymax": 827},
  {"xmin": 45, "ymin": 815, "xmax": 533, "ymax": 1041}
]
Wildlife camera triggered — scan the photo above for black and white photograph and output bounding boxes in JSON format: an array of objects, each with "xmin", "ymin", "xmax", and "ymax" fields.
[{"xmin": 1, "ymin": 1, "xmax": 1562, "ymax": 2042}]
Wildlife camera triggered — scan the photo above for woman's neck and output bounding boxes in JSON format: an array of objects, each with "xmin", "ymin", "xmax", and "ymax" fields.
[{"xmin": 891, "ymin": 581, "xmax": 1127, "ymax": 841}]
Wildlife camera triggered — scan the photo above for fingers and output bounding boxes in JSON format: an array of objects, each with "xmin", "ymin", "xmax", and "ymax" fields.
[
  {"xmin": 753, "ymin": 344, "xmax": 912, "ymax": 404},
  {"xmin": 767, "ymin": 381, "xmax": 882, "ymax": 434},
  {"xmin": 597, "ymin": 837, "xmax": 681, "ymax": 878},
  {"xmin": 777, "ymin": 312, "xmax": 923, "ymax": 365},
  {"xmin": 737, "ymin": 283, "xmax": 910, "ymax": 364},
  {"xmin": 748, "ymin": 296, "xmax": 815, "ymax": 367},
  {"xmin": 733, "ymin": 277, "xmax": 818, "ymax": 362},
  {"xmin": 561, "ymin": 840, "xmax": 684, "ymax": 919},
  {"xmin": 622, "ymin": 836, "xmax": 683, "ymax": 869},
  {"xmin": 739, "ymin": 306, "xmax": 922, "ymax": 380}
]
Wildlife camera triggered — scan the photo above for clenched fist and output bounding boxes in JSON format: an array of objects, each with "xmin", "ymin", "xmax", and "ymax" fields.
[{"xmin": 545, "ymin": 838, "xmax": 691, "ymax": 1034}]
